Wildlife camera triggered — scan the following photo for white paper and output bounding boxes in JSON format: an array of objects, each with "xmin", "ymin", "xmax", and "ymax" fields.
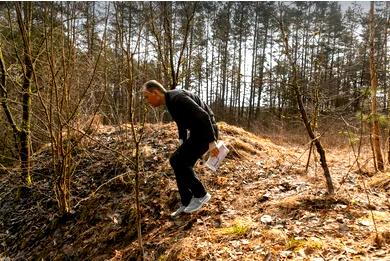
[{"xmin": 205, "ymin": 141, "xmax": 229, "ymax": 171}]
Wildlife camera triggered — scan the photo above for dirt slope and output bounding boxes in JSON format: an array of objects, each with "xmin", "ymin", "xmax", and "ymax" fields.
[{"xmin": 0, "ymin": 122, "xmax": 389, "ymax": 260}]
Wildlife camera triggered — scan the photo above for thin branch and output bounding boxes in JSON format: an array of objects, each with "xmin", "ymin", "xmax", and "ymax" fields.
[{"xmin": 74, "ymin": 170, "xmax": 134, "ymax": 209}]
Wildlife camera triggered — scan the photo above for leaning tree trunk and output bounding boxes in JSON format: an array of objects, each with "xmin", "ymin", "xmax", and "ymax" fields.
[
  {"xmin": 292, "ymin": 76, "xmax": 334, "ymax": 194},
  {"xmin": 369, "ymin": 2, "xmax": 384, "ymax": 171},
  {"xmin": 278, "ymin": 8, "xmax": 334, "ymax": 194}
]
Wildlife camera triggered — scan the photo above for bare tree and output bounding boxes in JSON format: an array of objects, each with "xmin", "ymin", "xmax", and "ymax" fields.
[
  {"xmin": 115, "ymin": 2, "xmax": 146, "ymax": 257},
  {"xmin": 277, "ymin": 3, "xmax": 334, "ymax": 194},
  {"xmin": 146, "ymin": 2, "xmax": 197, "ymax": 89},
  {"xmin": 35, "ymin": 2, "xmax": 109, "ymax": 214}
]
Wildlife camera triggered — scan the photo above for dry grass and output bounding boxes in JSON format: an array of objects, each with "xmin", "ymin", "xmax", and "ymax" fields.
[
  {"xmin": 369, "ymin": 173, "xmax": 390, "ymax": 190},
  {"xmin": 382, "ymin": 231, "xmax": 390, "ymax": 244},
  {"xmin": 369, "ymin": 230, "xmax": 390, "ymax": 248},
  {"xmin": 216, "ymin": 220, "xmax": 251, "ymax": 237},
  {"xmin": 225, "ymin": 138, "xmax": 259, "ymax": 159},
  {"xmin": 267, "ymin": 194, "xmax": 305, "ymax": 211},
  {"xmin": 7, "ymin": 120, "xmax": 390, "ymax": 260},
  {"xmin": 219, "ymin": 122, "xmax": 261, "ymax": 141},
  {"xmin": 285, "ymin": 236, "xmax": 324, "ymax": 252},
  {"xmin": 261, "ymin": 228, "xmax": 288, "ymax": 243}
]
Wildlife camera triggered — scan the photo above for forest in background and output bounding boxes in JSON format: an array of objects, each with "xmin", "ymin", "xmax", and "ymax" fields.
[
  {"xmin": 0, "ymin": 1, "xmax": 389, "ymax": 193},
  {"xmin": 1, "ymin": 2, "xmax": 390, "ymax": 259}
]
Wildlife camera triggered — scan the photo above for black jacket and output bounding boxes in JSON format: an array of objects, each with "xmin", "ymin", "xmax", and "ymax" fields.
[{"xmin": 165, "ymin": 89, "xmax": 217, "ymax": 143}]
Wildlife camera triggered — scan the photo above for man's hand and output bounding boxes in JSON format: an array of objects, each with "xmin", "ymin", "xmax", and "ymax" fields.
[
  {"xmin": 209, "ymin": 141, "xmax": 219, "ymax": 157},
  {"xmin": 179, "ymin": 139, "xmax": 183, "ymax": 145}
]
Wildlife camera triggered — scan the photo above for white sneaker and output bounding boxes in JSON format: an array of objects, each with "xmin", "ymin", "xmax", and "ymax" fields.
[
  {"xmin": 170, "ymin": 205, "xmax": 186, "ymax": 218},
  {"xmin": 184, "ymin": 193, "xmax": 211, "ymax": 213}
]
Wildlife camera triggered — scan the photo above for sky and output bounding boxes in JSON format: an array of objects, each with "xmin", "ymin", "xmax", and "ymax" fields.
[{"xmin": 338, "ymin": 1, "xmax": 370, "ymax": 12}]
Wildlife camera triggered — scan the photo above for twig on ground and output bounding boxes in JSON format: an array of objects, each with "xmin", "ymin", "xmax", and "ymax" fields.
[{"xmin": 74, "ymin": 170, "xmax": 134, "ymax": 209}]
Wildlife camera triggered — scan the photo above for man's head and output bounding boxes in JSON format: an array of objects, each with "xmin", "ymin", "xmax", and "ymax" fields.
[{"xmin": 143, "ymin": 80, "xmax": 166, "ymax": 107}]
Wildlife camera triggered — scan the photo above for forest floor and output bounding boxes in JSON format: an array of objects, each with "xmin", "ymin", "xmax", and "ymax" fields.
[{"xmin": 0, "ymin": 122, "xmax": 390, "ymax": 261}]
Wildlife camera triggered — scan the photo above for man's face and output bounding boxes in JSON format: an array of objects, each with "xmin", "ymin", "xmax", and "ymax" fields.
[{"xmin": 143, "ymin": 89, "xmax": 161, "ymax": 107}]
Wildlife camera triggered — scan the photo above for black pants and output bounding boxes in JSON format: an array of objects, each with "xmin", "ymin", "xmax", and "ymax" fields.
[{"xmin": 169, "ymin": 125, "xmax": 218, "ymax": 206}]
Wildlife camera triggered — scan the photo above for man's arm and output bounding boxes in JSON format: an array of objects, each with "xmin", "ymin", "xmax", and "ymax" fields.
[{"xmin": 177, "ymin": 95, "xmax": 217, "ymax": 143}]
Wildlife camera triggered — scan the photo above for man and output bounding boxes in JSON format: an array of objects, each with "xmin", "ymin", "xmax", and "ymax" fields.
[{"xmin": 143, "ymin": 80, "xmax": 219, "ymax": 217}]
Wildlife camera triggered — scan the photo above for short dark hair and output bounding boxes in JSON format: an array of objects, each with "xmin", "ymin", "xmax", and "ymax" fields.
[{"xmin": 143, "ymin": 80, "xmax": 167, "ymax": 93}]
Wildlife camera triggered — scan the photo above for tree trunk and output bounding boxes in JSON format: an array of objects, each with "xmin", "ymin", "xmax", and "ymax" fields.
[
  {"xmin": 247, "ymin": 9, "xmax": 258, "ymax": 128},
  {"xmin": 385, "ymin": 2, "xmax": 390, "ymax": 163},
  {"xmin": 184, "ymin": 26, "xmax": 194, "ymax": 90},
  {"xmin": 240, "ymin": 41, "xmax": 247, "ymax": 118},
  {"xmin": 237, "ymin": 34, "xmax": 243, "ymax": 119},
  {"xmin": 268, "ymin": 28, "xmax": 274, "ymax": 111},
  {"xmin": 221, "ymin": 37, "xmax": 229, "ymax": 108},
  {"xmin": 255, "ymin": 19, "xmax": 268, "ymax": 118},
  {"xmin": 16, "ymin": 2, "xmax": 33, "ymax": 185},
  {"xmin": 369, "ymin": 2, "xmax": 384, "ymax": 171},
  {"xmin": 229, "ymin": 39, "xmax": 236, "ymax": 117}
]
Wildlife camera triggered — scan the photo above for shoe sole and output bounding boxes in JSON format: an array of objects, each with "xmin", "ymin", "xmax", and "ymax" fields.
[
  {"xmin": 170, "ymin": 211, "xmax": 182, "ymax": 217},
  {"xmin": 170, "ymin": 207, "xmax": 186, "ymax": 217},
  {"xmin": 184, "ymin": 193, "xmax": 211, "ymax": 213},
  {"xmin": 201, "ymin": 193, "xmax": 211, "ymax": 204}
]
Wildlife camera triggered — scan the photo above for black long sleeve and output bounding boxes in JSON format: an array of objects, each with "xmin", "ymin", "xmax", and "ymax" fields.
[{"xmin": 165, "ymin": 89, "xmax": 217, "ymax": 143}]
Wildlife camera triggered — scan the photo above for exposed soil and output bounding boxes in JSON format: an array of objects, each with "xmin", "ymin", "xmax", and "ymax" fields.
[{"xmin": 0, "ymin": 122, "xmax": 389, "ymax": 260}]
